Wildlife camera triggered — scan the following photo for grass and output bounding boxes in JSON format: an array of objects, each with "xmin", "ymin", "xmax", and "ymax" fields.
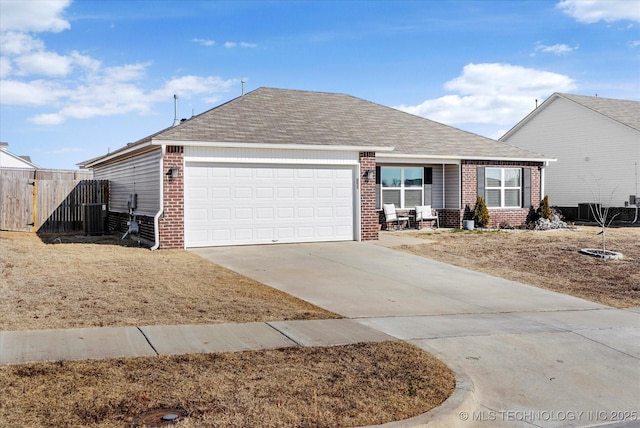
[
  {"xmin": 0, "ymin": 232, "xmax": 339, "ymax": 331},
  {"xmin": 0, "ymin": 342, "xmax": 454, "ymax": 428},
  {"xmin": 0, "ymin": 231, "xmax": 455, "ymax": 427},
  {"xmin": 395, "ymin": 225, "xmax": 640, "ymax": 308}
]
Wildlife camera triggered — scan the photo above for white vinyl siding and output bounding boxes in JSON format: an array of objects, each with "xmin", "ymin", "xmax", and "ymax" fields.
[
  {"xmin": 501, "ymin": 97, "xmax": 640, "ymax": 206},
  {"xmin": 444, "ymin": 164, "xmax": 460, "ymax": 209},
  {"xmin": 431, "ymin": 164, "xmax": 444, "ymax": 209},
  {"xmin": 93, "ymin": 149, "xmax": 161, "ymax": 216}
]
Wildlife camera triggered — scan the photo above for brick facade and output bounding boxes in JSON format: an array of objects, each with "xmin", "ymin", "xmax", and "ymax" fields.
[
  {"xmin": 158, "ymin": 146, "xmax": 184, "ymax": 249},
  {"xmin": 458, "ymin": 160, "xmax": 543, "ymax": 229},
  {"xmin": 359, "ymin": 152, "xmax": 379, "ymax": 240}
]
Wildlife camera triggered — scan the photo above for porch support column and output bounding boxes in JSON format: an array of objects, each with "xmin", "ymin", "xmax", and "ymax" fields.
[{"xmin": 359, "ymin": 152, "xmax": 378, "ymax": 241}]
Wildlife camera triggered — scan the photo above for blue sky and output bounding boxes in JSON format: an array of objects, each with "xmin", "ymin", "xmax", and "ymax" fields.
[{"xmin": 1, "ymin": 0, "xmax": 639, "ymax": 170}]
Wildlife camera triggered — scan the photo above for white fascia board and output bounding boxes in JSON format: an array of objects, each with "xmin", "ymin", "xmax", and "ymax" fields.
[
  {"xmin": 151, "ymin": 139, "xmax": 394, "ymax": 153},
  {"xmin": 460, "ymin": 155, "xmax": 557, "ymax": 162},
  {"xmin": 83, "ymin": 142, "xmax": 155, "ymax": 168},
  {"xmin": 376, "ymin": 154, "xmax": 461, "ymax": 165},
  {"xmin": 378, "ymin": 153, "xmax": 555, "ymax": 163}
]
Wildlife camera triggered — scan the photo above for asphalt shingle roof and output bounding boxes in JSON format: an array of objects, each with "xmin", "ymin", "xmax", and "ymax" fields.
[
  {"xmin": 128, "ymin": 87, "xmax": 550, "ymax": 160},
  {"xmin": 559, "ymin": 93, "xmax": 640, "ymax": 132}
]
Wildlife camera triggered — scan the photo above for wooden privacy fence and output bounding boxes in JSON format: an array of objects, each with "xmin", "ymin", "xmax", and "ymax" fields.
[{"xmin": 0, "ymin": 168, "xmax": 108, "ymax": 233}]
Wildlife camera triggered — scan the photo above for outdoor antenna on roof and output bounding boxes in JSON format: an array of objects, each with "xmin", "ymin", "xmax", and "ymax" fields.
[{"xmin": 172, "ymin": 94, "xmax": 180, "ymax": 127}]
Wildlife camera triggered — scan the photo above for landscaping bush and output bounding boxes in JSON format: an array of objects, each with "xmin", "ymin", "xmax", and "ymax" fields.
[
  {"xmin": 539, "ymin": 195, "xmax": 552, "ymax": 220},
  {"xmin": 532, "ymin": 208, "xmax": 568, "ymax": 230},
  {"xmin": 472, "ymin": 196, "xmax": 490, "ymax": 228}
]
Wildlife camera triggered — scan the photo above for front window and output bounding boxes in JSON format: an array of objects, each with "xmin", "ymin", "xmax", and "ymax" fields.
[
  {"xmin": 381, "ymin": 167, "xmax": 423, "ymax": 208},
  {"xmin": 485, "ymin": 168, "xmax": 521, "ymax": 208}
]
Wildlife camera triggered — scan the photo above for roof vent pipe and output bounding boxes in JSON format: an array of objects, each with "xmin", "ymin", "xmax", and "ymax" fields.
[{"xmin": 172, "ymin": 94, "xmax": 180, "ymax": 127}]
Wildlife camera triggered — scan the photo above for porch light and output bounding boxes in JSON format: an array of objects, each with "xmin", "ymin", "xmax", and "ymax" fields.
[
  {"xmin": 167, "ymin": 166, "xmax": 179, "ymax": 181},
  {"xmin": 363, "ymin": 169, "xmax": 375, "ymax": 181}
]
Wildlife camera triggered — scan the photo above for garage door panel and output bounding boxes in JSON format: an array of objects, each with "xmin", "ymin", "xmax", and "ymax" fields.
[
  {"xmin": 234, "ymin": 187, "xmax": 253, "ymax": 199},
  {"xmin": 211, "ymin": 188, "xmax": 230, "ymax": 199},
  {"xmin": 185, "ymin": 164, "xmax": 355, "ymax": 247},
  {"xmin": 277, "ymin": 187, "xmax": 294, "ymax": 198},
  {"xmin": 256, "ymin": 187, "xmax": 274, "ymax": 198},
  {"xmin": 297, "ymin": 187, "xmax": 314, "ymax": 198},
  {"xmin": 234, "ymin": 208, "xmax": 253, "ymax": 219},
  {"xmin": 211, "ymin": 208, "xmax": 231, "ymax": 220}
]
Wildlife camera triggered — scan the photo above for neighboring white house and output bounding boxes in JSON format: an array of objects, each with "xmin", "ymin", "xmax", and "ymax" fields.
[
  {"xmin": 0, "ymin": 142, "xmax": 39, "ymax": 169},
  {"xmin": 500, "ymin": 93, "xmax": 640, "ymax": 210}
]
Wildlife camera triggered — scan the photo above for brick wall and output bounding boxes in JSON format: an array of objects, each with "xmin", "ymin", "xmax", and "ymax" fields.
[
  {"xmin": 460, "ymin": 160, "xmax": 543, "ymax": 228},
  {"xmin": 360, "ymin": 152, "xmax": 378, "ymax": 240},
  {"xmin": 159, "ymin": 146, "xmax": 184, "ymax": 249}
]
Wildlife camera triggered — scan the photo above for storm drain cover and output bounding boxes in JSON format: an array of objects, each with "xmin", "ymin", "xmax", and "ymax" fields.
[{"xmin": 132, "ymin": 407, "xmax": 188, "ymax": 427}]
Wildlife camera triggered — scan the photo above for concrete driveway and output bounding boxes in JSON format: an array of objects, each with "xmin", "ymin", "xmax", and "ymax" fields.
[{"xmin": 192, "ymin": 236, "xmax": 640, "ymax": 428}]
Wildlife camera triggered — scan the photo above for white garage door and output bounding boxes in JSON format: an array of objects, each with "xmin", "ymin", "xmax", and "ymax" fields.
[{"xmin": 184, "ymin": 163, "xmax": 355, "ymax": 247}]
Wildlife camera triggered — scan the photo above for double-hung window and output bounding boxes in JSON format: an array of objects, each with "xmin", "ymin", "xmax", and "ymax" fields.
[
  {"xmin": 485, "ymin": 168, "xmax": 521, "ymax": 208},
  {"xmin": 380, "ymin": 167, "xmax": 423, "ymax": 208}
]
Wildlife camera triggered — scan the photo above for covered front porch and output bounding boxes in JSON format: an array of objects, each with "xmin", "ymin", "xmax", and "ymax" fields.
[{"xmin": 373, "ymin": 159, "xmax": 544, "ymax": 230}]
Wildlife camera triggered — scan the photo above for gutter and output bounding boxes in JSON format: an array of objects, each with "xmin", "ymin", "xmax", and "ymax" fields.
[{"xmin": 150, "ymin": 145, "xmax": 165, "ymax": 250}]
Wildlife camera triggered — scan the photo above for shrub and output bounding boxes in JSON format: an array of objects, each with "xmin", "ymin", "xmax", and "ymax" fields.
[
  {"xmin": 472, "ymin": 196, "xmax": 491, "ymax": 228},
  {"xmin": 533, "ymin": 208, "xmax": 567, "ymax": 230},
  {"xmin": 539, "ymin": 195, "xmax": 552, "ymax": 220}
]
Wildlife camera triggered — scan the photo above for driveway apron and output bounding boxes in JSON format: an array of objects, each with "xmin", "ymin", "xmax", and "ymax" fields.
[{"xmin": 192, "ymin": 240, "xmax": 640, "ymax": 428}]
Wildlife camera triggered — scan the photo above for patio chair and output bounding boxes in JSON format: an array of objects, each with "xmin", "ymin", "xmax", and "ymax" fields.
[
  {"xmin": 415, "ymin": 205, "xmax": 439, "ymax": 229},
  {"xmin": 383, "ymin": 203, "xmax": 410, "ymax": 230}
]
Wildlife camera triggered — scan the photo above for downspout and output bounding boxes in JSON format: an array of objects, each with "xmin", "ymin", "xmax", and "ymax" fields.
[
  {"xmin": 150, "ymin": 145, "xmax": 165, "ymax": 250},
  {"xmin": 541, "ymin": 161, "xmax": 547, "ymax": 202}
]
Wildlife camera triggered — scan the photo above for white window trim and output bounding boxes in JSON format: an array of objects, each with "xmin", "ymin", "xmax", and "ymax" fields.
[
  {"xmin": 381, "ymin": 167, "xmax": 423, "ymax": 208},
  {"xmin": 486, "ymin": 167, "xmax": 522, "ymax": 209}
]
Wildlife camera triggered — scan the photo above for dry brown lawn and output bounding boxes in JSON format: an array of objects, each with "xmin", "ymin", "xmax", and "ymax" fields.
[
  {"xmin": 0, "ymin": 232, "xmax": 456, "ymax": 427},
  {"xmin": 0, "ymin": 342, "xmax": 455, "ymax": 428},
  {"xmin": 0, "ymin": 231, "xmax": 339, "ymax": 331},
  {"xmin": 396, "ymin": 226, "xmax": 640, "ymax": 308}
]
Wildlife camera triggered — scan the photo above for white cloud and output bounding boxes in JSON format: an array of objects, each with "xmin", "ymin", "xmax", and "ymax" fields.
[
  {"xmin": 534, "ymin": 42, "xmax": 578, "ymax": 55},
  {"xmin": 70, "ymin": 51, "xmax": 101, "ymax": 72},
  {"xmin": 30, "ymin": 113, "xmax": 65, "ymax": 125},
  {"xmin": 14, "ymin": 51, "xmax": 73, "ymax": 77},
  {"xmin": 225, "ymin": 41, "xmax": 257, "ymax": 48},
  {"xmin": 157, "ymin": 75, "xmax": 237, "ymax": 97},
  {"xmin": 0, "ymin": 57, "xmax": 12, "ymax": 78},
  {"xmin": 0, "ymin": 0, "xmax": 240, "ymax": 125},
  {"xmin": 628, "ymin": 40, "xmax": 640, "ymax": 48},
  {"xmin": 395, "ymin": 63, "xmax": 576, "ymax": 127},
  {"xmin": 557, "ymin": 0, "xmax": 640, "ymax": 24},
  {"xmin": 0, "ymin": 31, "xmax": 45, "ymax": 56},
  {"xmin": 0, "ymin": 79, "xmax": 66, "ymax": 106},
  {"xmin": 192, "ymin": 38, "xmax": 215, "ymax": 46},
  {"xmin": 0, "ymin": 0, "xmax": 72, "ymax": 32}
]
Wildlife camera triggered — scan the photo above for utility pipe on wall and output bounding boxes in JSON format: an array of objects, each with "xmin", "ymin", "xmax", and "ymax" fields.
[{"xmin": 150, "ymin": 145, "xmax": 165, "ymax": 250}]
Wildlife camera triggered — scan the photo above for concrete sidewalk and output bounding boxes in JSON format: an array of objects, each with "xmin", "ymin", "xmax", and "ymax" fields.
[{"xmin": 0, "ymin": 318, "xmax": 394, "ymax": 365}]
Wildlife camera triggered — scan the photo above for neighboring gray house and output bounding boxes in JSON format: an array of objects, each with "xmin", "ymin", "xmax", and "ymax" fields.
[
  {"xmin": 82, "ymin": 87, "xmax": 552, "ymax": 249},
  {"xmin": 500, "ymin": 93, "xmax": 640, "ymax": 214},
  {"xmin": 0, "ymin": 142, "xmax": 39, "ymax": 169}
]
